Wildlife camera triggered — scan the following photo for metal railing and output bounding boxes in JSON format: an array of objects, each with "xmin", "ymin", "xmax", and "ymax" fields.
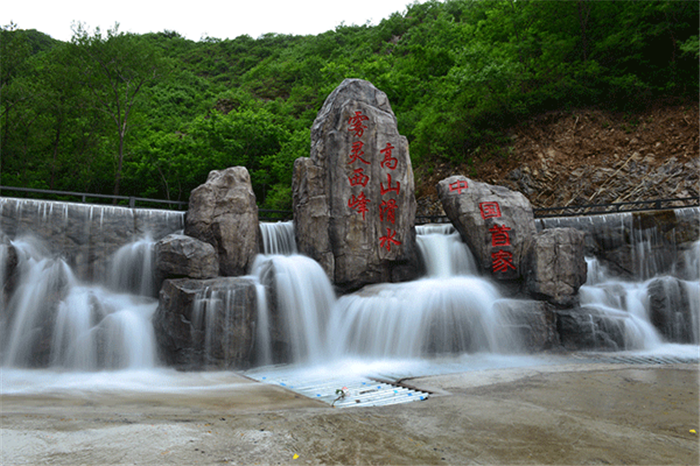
[
  {"xmin": 2, "ymin": 185, "xmax": 696, "ymax": 222},
  {"xmin": 0, "ymin": 185, "xmax": 292, "ymax": 221},
  {"xmin": 532, "ymin": 197, "xmax": 699, "ymax": 218},
  {"xmin": 0, "ymin": 185, "xmax": 189, "ymax": 210}
]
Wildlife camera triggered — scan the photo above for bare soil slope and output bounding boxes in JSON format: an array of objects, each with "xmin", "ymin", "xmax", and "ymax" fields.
[{"xmin": 416, "ymin": 102, "xmax": 699, "ymax": 216}]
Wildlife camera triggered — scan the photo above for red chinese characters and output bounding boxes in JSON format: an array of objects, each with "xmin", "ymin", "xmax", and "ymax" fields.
[
  {"xmin": 479, "ymin": 201, "xmax": 502, "ymax": 220},
  {"xmin": 379, "ymin": 143, "xmax": 398, "ymax": 170},
  {"xmin": 347, "ymin": 110, "xmax": 370, "ymax": 220},
  {"xmin": 348, "ymin": 167, "xmax": 370, "ymax": 187},
  {"xmin": 449, "ymin": 179, "xmax": 468, "ymax": 194},
  {"xmin": 379, "ymin": 199, "xmax": 398, "ymax": 224},
  {"xmin": 488, "ymin": 224, "xmax": 512, "ymax": 247},
  {"xmin": 379, "ymin": 228, "xmax": 402, "ymax": 251},
  {"xmin": 348, "ymin": 192, "xmax": 370, "ymax": 220},
  {"xmin": 491, "ymin": 249, "xmax": 516, "ymax": 273},
  {"xmin": 380, "ymin": 173, "xmax": 400, "ymax": 196},
  {"xmin": 348, "ymin": 111, "xmax": 369, "ymax": 138},
  {"xmin": 483, "ymin": 202, "xmax": 517, "ymax": 274},
  {"xmin": 348, "ymin": 140, "xmax": 369, "ymax": 165},
  {"xmin": 377, "ymin": 140, "xmax": 401, "ymax": 251}
]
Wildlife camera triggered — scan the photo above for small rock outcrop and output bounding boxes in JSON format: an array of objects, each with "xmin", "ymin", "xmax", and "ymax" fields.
[
  {"xmin": 184, "ymin": 167, "xmax": 260, "ymax": 276},
  {"xmin": 526, "ymin": 228, "xmax": 587, "ymax": 306},
  {"xmin": 154, "ymin": 233, "xmax": 219, "ymax": 280},
  {"xmin": 293, "ymin": 79, "xmax": 419, "ymax": 291},
  {"xmin": 493, "ymin": 299, "xmax": 560, "ymax": 351},
  {"xmin": 437, "ymin": 175, "xmax": 537, "ymax": 281},
  {"xmin": 153, "ymin": 277, "xmax": 259, "ymax": 369},
  {"xmin": 647, "ymin": 276, "xmax": 698, "ymax": 343},
  {"xmin": 556, "ymin": 307, "xmax": 625, "ymax": 351}
]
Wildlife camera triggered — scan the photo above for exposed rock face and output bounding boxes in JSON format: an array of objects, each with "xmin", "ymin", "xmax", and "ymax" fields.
[
  {"xmin": 437, "ymin": 175, "xmax": 537, "ymax": 281},
  {"xmin": 293, "ymin": 78, "xmax": 419, "ymax": 291},
  {"xmin": 647, "ymin": 276, "xmax": 698, "ymax": 343},
  {"xmin": 0, "ymin": 235, "xmax": 19, "ymax": 307},
  {"xmin": 556, "ymin": 306, "xmax": 626, "ymax": 351},
  {"xmin": 493, "ymin": 299, "xmax": 560, "ymax": 351},
  {"xmin": 184, "ymin": 167, "xmax": 260, "ymax": 277},
  {"xmin": 153, "ymin": 277, "xmax": 259, "ymax": 369},
  {"xmin": 526, "ymin": 228, "xmax": 587, "ymax": 306},
  {"xmin": 154, "ymin": 234, "xmax": 219, "ymax": 280}
]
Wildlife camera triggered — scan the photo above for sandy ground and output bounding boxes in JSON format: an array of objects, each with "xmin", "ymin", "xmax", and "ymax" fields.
[{"xmin": 2, "ymin": 362, "xmax": 698, "ymax": 465}]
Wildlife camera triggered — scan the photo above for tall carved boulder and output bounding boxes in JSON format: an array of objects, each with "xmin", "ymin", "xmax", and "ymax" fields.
[
  {"xmin": 184, "ymin": 167, "xmax": 260, "ymax": 276},
  {"xmin": 437, "ymin": 175, "xmax": 537, "ymax": 281},
  {"xmin": 293, "ymin": 79, "xmax": 419, "ymax": 291}
]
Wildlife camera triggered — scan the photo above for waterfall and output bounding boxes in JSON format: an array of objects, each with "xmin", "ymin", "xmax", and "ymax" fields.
[
  {"xmin": 107, "ymin": 235, "xmax": 156, "ymax": 297},
  {"xmin": 328, "ymin": 277, "xmax": 509, "ymax": 358},
  {"xmin": 415, "ymin": 224, "xmax": 477, "ymax": 277},
  {"xmin": 2, "ymin": 236, "xmax": 159, "ymax": 370},
  {"xmin": 260, "ymin": 220, "xmax": 297, "ymax": 255},
  {"xmin": 2, "ymin": 201, "xmax": 697, "ymax": 375},
  {"xmin": 251, "ymin": 254, "xmax": 336, "ymax": 365},
  {"xmin": 578, "ymin": 259, "xmax": 664, "ymax": 350}
]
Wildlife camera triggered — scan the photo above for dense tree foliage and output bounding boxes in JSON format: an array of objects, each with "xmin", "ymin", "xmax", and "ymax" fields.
[{"xmin": 1, "ymin": 1, "xmax": 697, "ymax": 209}]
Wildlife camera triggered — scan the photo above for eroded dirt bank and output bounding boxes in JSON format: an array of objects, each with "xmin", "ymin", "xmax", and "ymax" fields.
[{"xmin": 2, "ymin": 363, "xmax": 698, "ymax": 465}]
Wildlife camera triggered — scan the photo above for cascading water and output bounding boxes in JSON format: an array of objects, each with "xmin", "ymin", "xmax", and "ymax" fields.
[
  {"xmin": 415, "ymin": 224, "xmax": 476, "ymax": 277},
  {"xmin": 259, "ymin": 220, "xmax": 297, "ymax": 255},
  {"xmin": 577, "ymin": 257, "xmax": 664, "ymax": 350},
  {"xmin": 2, "ymin": 235, "xmax": 159, "ymax": 370},
  {"xmin": 107, "ymin": 235, "xmax": 157, "ymax": 298},
  {"xmin": 539, "ymin": 207, "xmax": 700, "ymax": 351},
  {"xmin": 327, "ymin": 225, "xmax": 513, "ymax": 359},
  {"xmin": 2, "ymin": 200, "xmax": 698, "ymax": 386},
  {"xmin": 251, "ymin": 254, "xmax": 336, "ymax": 365}
]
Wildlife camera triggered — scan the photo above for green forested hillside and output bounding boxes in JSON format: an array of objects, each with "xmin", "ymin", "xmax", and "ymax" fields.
[{"xmin": 1, "ymin": 0, "xmax": 697, "ymax": 210}]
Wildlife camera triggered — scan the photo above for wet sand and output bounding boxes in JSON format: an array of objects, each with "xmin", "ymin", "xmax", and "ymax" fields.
[{"xmin": 2, "ymin": 363, "xmax": 698, "ymax": 465}]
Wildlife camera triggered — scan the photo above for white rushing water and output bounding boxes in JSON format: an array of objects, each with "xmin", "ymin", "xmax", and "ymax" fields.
[
  {"xmin": 2, "ymin": 236, "xmax": 159, "ymax": 370},
  {"xmin": 2, "ymin": 206, "xmax": 698, "ymax": 400}
]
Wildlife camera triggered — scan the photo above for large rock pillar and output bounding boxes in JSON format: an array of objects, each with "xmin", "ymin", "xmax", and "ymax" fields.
[{"xmin": 293, "ymin": 79, "xmax": 419, "ymax": 291}]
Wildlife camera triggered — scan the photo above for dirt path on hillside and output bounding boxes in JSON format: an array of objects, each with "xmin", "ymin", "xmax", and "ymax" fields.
[{"xmin": 2, "ymin": 363, "xmax": 698, "ymax": 465}]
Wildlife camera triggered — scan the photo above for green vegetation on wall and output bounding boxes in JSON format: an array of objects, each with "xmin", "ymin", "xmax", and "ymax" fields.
[{"xmin": 2, "ymin": 1, "xmax": 697, "ymax": 209}]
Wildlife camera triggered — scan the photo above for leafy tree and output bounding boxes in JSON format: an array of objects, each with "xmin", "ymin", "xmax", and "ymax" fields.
[{"xmin": 71, "ymin": 23, "xmax": 165, "ymax": 198}]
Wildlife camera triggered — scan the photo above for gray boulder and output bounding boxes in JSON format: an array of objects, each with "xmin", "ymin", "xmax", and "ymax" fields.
[
  {"xmin": 647, "ymin": 276, "xmax": 698, "ymax": 343},
  {"xmin": 526, "ymin": 228, "xmax": 587, "ymax": 306},
  {"xmin": 493, "ymin": 299, "xmax": 560, "ymax": 352},
  {"xmin": 154, "ymin": 234, "xmax": 219, "ymax": 280},
  {"xmin": 556, "ymin": 307, "xmax": 625, "ymax": 351},
  {"xmin": 293, "ymin": 78, "xmax": 419, "ymax": 291},
  {"xmin": 184, "ymin": 167, "xmax": 260, "ymax": 276},
  {"xmin": 153, "ymin": 277, "xmax": 259, "ymax": 369},
  {"xmin": 437, "ymin": 175, "xmax": 537, "ymax": 281}
]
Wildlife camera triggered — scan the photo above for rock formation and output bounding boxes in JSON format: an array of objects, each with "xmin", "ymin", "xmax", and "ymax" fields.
[
  {"xmin": 437, "ymin": 175, "xmax": 537, "ymax": 281},
  {"xmin": 185, "ymin": 167, "xmax": 260, "ymax": 276},
  {"xmin": 647, "ymin": 276, "xmax": 698, "ymax": 343},
  {"xmin": 493, "ymin": 299, "xmax": 560, "ymax": 351},
  {"xmin": 153, "ymin": 277, "xmax": 259, "ymax": 369},
  {"xmin": 154, "ymin": 233, "xmax": 219, "ymax": 281},
  {"xmin": 293, "ymin": 78, "xmax": 419, "ymax": 291},
  {"xmin": 526, "ymin": 228, "xmax": 587, "ymax": 306}
]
